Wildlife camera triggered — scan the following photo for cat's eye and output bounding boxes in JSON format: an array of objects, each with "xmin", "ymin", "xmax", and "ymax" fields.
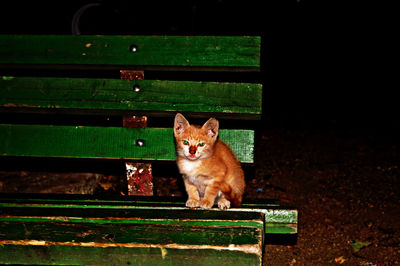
[
  {"xmin": 198, "ymin": 142, "xmax": 205, "ymax": 147},
  {"xmin": 183, "ymin": 140, "xmax": 189, "ymax": 145}
]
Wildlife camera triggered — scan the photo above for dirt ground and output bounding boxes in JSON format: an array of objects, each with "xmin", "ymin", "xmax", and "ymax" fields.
[
  {"xmin": 257, "ymin": 126, "xmax": 400, "ymax": 265},
  {"xmin": 1, "ymin": 121, "xmax": 399, "ymax": 265}
]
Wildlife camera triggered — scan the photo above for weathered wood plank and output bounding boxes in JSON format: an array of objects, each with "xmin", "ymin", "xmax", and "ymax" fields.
[
  {"xmin": 0, "ymin": 35, "xmax": 260, "ymax": 71},
  {"xmin": 0, "ymin": 195, "xmax": 297, "ymax": 235},
  {"xmin": 0, "ymin": 220, "xmax": 262, "ymax": 245},
  {"xmin": 0, "ymin": 77, "xmax": 262, "ymax": 119},
  {"xmin": 0, "ymin": 202, "xmax": 264, "ymax": 223},
  {"xmin": 0, "ymin": 125, "xmax": 254, "ymax": 163},
  {"xmin": 0, "ymin": 245, "xmax": 261, "ymax": 265},
  {"xmin": 0, "ymin": 201, "xmax": 264, "ymax": 265}
]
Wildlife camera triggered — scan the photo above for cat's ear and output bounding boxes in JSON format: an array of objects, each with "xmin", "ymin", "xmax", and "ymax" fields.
[
  {"xmin": 202, "ymin": 117, "xmax": 219, "ymax": 139},
  {"xmin": 174, "ymin": 113, "xmax": 189, "ymax": 136}
]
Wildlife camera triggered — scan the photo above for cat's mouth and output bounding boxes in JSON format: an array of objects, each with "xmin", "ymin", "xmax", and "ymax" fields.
[{"xmin": 186, "ymin": 154, "xmax": 199, "ymax": 160}]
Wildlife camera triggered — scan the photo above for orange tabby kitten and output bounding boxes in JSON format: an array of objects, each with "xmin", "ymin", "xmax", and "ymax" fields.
[{"xmin": 174, "ymin": 113, "xmax": 245, "ymax": 210}]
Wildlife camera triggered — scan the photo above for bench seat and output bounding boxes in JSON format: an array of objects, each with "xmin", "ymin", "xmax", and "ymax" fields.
[{"xmin": 0, "ymin": 195, "xmax": 297, "ymax": 265}]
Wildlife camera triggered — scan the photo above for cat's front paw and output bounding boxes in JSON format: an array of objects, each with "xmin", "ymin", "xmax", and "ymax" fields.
[
  {"xmin": 199, "ymin": 199, "xmax": 214, "ymax": 209},
  {"xmin": 186, "ymin": 199, "xmax": 200, "ymax": 208},
  {"xmin": 217, "ymin": 198, "xmax": 231, "ymax": 210}
]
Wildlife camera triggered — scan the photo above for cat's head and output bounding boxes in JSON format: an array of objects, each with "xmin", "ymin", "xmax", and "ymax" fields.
[{"xmin": 174, "ymin": 113, "xmax": 219, "ymax": 161}]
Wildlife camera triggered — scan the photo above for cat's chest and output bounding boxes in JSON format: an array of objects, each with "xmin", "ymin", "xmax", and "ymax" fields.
[
  {"xmin": 179, "ymin": 159, "xmax": 211, "ymax": 188},
  {"xmin": 179, "ymin": 159, "xmax": 202, "ymax": 176}
]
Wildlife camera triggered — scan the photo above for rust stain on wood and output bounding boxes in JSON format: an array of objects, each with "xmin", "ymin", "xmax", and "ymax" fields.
[
  {"xmin": 120, "ymin": 70, "xmax": 144, "ymax": 80},
  {"xmin": 123, "ymin": 116, "xmax": 147, "ymax": 128}
]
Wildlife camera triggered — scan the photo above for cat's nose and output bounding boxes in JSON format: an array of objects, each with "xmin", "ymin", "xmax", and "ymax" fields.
[{"xmin": 189, "ymin": 146, "xmax": 197, "ymax": 155}]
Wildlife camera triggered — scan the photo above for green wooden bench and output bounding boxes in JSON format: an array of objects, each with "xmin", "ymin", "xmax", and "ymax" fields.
[{"xmin": 0, "ymin": 35, "xmax": 297, "ymax": 265}]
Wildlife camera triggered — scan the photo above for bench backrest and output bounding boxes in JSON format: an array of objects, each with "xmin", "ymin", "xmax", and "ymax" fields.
[{"xmin": 0, "ymin": 35, "xmax": 262, "ymax": 163}]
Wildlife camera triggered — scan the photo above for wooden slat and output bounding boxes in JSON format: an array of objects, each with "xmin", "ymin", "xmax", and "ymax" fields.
[
  {"xmin": 0, "ymin": 195, "xmax": 297, "ymax": 235},
  {"xmin": 0, "ymin": 216, "xmax": 263, "ymax": 244},
  {"xmin": 0, "ymin": 77, "xmax": 262, "ymax": 119},
  {"xmin": 0, "ymin": 201, "xmax": 264, "ymax": 265},
  {"xmin": 0, "ymin": 245, "xmax": 262, "ymax": 265},
  {"xmin": 0, "ymin": 124, "xmax": 254, "ymax": 163},
  {"xmin": 0, "ymin": 35, "xmax": 260, "ymax": 71}
]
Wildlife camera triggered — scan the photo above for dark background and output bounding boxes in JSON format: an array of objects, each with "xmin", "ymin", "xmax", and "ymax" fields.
[{"xmin": 0, "ymin": 0, "xmax": 396, "ymax": 130}]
